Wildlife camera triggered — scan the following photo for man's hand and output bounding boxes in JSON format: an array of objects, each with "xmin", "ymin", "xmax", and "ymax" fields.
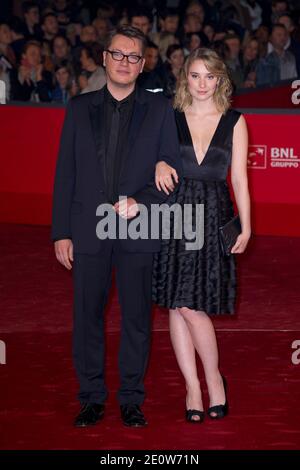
[
  {"xmin": 155, "ymin": 161, "xmax": 178, "ymax": 195},
  {"xmin": 54, "ymin": 239, "xmax": 73, "ymax": 270},
  {"xmin": 114, "ymin": 197, "xmax": 139, "ymax": 219}
]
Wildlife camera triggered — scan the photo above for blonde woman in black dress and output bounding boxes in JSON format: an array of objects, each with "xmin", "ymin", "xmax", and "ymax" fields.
[{"xmin": 153, "ymin": 48, "xmax": 251, "ymax": 422}]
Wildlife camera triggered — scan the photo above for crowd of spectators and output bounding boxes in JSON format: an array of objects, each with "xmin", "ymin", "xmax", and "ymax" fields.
[{"xmin": 0, "ymin": 0, "xmax": 300, "ymax": 103}]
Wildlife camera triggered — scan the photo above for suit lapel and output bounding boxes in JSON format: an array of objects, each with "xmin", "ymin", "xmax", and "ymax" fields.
[
  {"xmin": 89, "ymin": 87, "xmax": 107, "ymax": 188},
  {"xmin": 119, "ymin": 88, "xmax": 149, "ymax": 181}
]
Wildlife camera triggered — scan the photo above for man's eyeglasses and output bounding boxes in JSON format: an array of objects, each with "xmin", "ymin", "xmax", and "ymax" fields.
[{"xmin": 105, "ymin": 50, "xmax": 143, "ymax": 64}]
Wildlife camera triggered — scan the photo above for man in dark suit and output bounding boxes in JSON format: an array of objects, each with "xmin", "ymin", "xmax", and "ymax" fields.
[{"xmin": 52, "ymin": 26, "xmax": 182, "ymax": 427}]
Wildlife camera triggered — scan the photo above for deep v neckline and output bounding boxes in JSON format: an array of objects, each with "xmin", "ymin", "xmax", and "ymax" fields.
[{"xmin": 183, "ymin": 112, "xmax": 224, "ymax": 166}]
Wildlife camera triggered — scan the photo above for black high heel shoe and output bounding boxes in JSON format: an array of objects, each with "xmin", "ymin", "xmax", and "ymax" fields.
[
  {"xmin": 207, "ymin": 375, "xmax": 228, "ymax": 420},
  {"xmin": 186, "ymin": 409, "xmax": 205, "ymax": 423}
]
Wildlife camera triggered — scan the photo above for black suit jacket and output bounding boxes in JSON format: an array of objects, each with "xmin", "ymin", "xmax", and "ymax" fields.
[{"xmin": 52, "ymin": 86, "xmax": 183, "ymax": 254}]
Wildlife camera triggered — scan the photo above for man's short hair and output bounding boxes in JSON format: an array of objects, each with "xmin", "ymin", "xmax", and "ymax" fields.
[
  {"xmin": 158, "ymin": 7, "xmax": 179, "ymax": 21},
  {"xmin": 22, "ymin": 1, "xmax": 39, "ymax": 15},
  {"xmin": 272, "ymin": 0, "xmax": 288, "ymax": 6},
  {"xmin": 22, "ymin": 39, "xmax": 41, "ymax": 55},
  {"xmin": 51, "ymin": 34, "xmax": 71, "ymax": 53},
  {"xmin": 146, "ymin": 40, "xmax": 158, "ymax": 50},
  {"xmin": 224, "ymin": 33, "xmax": 241, "ymax": 42},
  {"xmin": 104, "ymin": 25, "xmax": 148, "ymax": 55},
  {"xmin": 42, "ymin": 12, "xmax": 57, "ymax": 25},
  {"xmin": 271, "ymin": 23, "xmax": 287, "ymax": 34},
  {"xmin": 54, "ymin": 59, "xmax": 71, "ymax": 73},
  {"xmin": 278, "ymin": 13, "xmax": 294, "ymax": 22},
  {"xmin": 128, "ymin": 7, "xmax": 153, "ymax": 25}
]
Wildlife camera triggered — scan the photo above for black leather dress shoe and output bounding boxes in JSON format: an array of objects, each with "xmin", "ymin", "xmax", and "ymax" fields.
[
  {"xmin": 74, "ymin": 403, "xmax": 105, "ymax": 427},
  {"xmin": 120, "ymin": 404, "xmax": 148, "ymax": 427}
]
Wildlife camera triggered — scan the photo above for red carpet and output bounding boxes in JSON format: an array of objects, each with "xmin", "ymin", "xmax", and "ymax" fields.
[{"xmin": 1, "ymin": 224, "xmax": 300, "ymax": 450}]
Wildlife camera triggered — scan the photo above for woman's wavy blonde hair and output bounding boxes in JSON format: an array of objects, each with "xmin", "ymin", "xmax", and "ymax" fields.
[{"xmin": 174, "ymin": 47, "xmax": 233, "ymax": 114}]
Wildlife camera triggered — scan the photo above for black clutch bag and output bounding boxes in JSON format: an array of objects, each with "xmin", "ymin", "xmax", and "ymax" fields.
[{"xmin": 219, "ymin": 215, "xmax": 241, "ymax": 256}]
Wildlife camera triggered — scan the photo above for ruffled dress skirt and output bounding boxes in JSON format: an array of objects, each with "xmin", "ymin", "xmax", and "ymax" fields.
[{"xmin": 152, "ymin": 177, "xmax": 237, "ymax": 315}]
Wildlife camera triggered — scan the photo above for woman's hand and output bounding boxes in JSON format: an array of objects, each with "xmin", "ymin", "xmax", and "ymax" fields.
[
  {"xmin": 155, "ymin": 161, "xmax": 179, "ymax": 195},
  {"xmin": 231, "ymin": 231, "xmax": 251, "ymax": 254}
]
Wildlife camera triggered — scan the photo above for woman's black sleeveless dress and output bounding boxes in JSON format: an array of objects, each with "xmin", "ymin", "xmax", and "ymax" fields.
[{"xmin": 152, "ymin": 108, "xmax": 241, "ymax": 315}]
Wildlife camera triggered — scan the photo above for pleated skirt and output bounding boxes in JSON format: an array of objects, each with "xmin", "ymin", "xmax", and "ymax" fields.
[{"xmin": 152, "ymin": 178, "xmax": 237, "ymax": 314}]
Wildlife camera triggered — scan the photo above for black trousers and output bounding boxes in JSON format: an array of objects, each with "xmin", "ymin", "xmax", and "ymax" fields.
[{"xmin": 72, "ymin": 241, "xmax": 154, "ymax": 405}]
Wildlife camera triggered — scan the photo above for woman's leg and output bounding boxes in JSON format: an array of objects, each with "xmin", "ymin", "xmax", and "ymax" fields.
[
  {"xmin": 177, "ymin": 307, "xmax": 226, "ymax": 416},
  {"xmin": 169, "ymin": 308, "xmax": 203, "ymax": 420}
]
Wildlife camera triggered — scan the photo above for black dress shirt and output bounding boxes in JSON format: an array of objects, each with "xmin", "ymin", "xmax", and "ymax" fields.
[{"xmin": 103, "ymin": 85, "xmax": 136, "ymax": 204}]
